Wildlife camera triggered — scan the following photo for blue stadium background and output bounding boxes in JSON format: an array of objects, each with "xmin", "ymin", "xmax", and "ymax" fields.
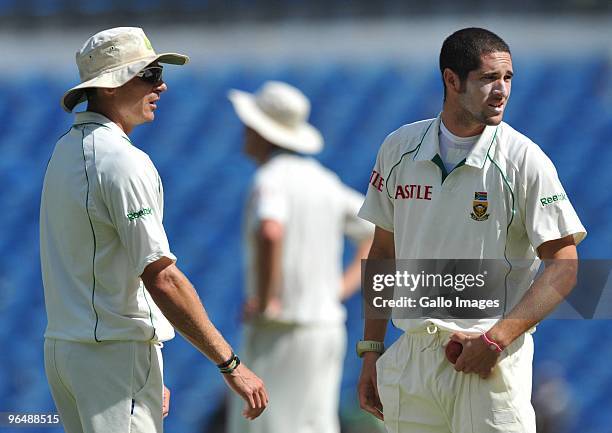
[{"xmin": 0, "ymin": 3, "xmax": 611, "ymax": 433}]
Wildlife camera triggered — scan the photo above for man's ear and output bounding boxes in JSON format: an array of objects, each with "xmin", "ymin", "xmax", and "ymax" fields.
[
  {"xmin": 99, "ymin": 87, "xmax": 117, "ymax": 97},
  {"xmin": 443, "ymin": 68, "xmax": 462, "ymax": 95}
]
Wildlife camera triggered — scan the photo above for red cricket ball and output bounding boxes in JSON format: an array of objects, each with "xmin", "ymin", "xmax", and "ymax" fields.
[{"xmin": 445, "ymin": 340, "xmax": 463, "ymax": 364}]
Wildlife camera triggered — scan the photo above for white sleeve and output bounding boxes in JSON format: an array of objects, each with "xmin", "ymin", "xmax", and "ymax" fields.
[
  {"xmin": 340, "ymin": 184, "xmax": 375, "ymax": 242},
  {"xmin": 358, "ymin": 138, "xmax": 395, "ymax": 232},
  {"xmin": 251, "ymin": 172, "xmax": 289, "ymax": 223},
  {"xmin": 100, "ymin": 158, "xmax": 176, "ymax": 276},
  {"xmin": 522, "ymin": 146, "xmax": 587, "ymax": 249}
]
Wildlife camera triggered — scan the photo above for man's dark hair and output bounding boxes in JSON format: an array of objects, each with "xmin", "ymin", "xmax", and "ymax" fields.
[{"xmin": 439, "ymin": 28, "xmax": 510, "ymax": 98}]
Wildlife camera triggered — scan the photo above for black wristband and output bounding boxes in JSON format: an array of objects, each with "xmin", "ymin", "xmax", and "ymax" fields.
[
  {"xmin": 217, "ymin": 352, "xmax": 236, "ymax": 369},
  {"xmin": 219, "ymin": 355, "xmax": 241, "ymax": 374}
]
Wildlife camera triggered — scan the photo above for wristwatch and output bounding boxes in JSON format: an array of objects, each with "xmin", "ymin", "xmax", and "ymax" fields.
[{"xmin": 356, "ymin": 340, "xmax": 384, "ymax": 358}]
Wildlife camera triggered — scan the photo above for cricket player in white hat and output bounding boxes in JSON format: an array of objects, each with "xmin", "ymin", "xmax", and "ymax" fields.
[
  {"xmin": 41, "ymin": 27, "xmax": 268, "ymax": 433},
  {"xmin": 226, "ymin": 81, "xmax": 374, "ymax": 433}
]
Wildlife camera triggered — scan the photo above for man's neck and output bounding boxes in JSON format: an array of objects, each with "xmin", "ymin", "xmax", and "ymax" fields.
[
  {"xmin": 255, "ymin": 146, "xmax": 292, "ymax": 166},
  {"xmin": 441, "ymin": 108, "xmax": 485, "ymax": 138},
  {"xmin": 87, "ymin": 105, "xmax": 132, "ymax": 135}
]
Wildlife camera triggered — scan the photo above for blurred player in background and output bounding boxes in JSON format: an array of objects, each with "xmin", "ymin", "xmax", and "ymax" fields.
[
  {"xmin": 357, "ymin": 28, "xmax": 586, "ymax": 432},
  {"xmin": 40, "ymin": 27, "xmax": 267, "ymax": 433},
  {"xmin": 227, "ymin": 81, "xmax": 373, "ymax": 433}
]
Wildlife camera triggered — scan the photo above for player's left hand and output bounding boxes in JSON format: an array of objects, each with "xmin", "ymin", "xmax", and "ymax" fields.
[
  {"xmin": 162, "ymin": 385, "xmax": 170, "ymax": 418},
  {"xmin": 358, "ymin": 352, "xmax": 384, "ymax": 421},
  {"xmin": 223, "ymin": 363, "xmax": 269, "ymax": 420},
  {"xmin": 449, "ymin": 333, "xmax": 500, "ymax": 379}
]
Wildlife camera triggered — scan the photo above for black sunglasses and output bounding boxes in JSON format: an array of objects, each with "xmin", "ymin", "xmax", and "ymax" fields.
[{"xmin": 136, "ymin": 66, "xmax": 163, "ymax": 84}]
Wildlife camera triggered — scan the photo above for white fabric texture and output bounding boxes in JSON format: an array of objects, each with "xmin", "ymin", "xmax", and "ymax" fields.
[
  {"xmin": 244, "ymin": 152, "xmax": 373, "ymax": 324},
  {"xmin": 358, "ymin": 114, "xmax": 586, "ymax": 334},
  {"xmin": 234, "ymin": 152, "xmax": 373, "ymax": 433},
  {"xmin": 376, "ymin": 326, "xmax": 535, "ymax": 433},
  {"xmin": 44, "ymin": 339, "xmax": 164, "ymax": 433},
  {"xmin": 40, "ymin": 111, "xmax": 175, "ymax": 342},
  {"xmin": 228, "ymin": 323, "xmax": 345, "ymax": 433}
]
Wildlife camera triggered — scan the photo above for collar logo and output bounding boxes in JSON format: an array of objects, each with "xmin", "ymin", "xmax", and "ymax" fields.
[{"xmin": 470, "ymin": 191, "xmax": 489, "ymax": 221}]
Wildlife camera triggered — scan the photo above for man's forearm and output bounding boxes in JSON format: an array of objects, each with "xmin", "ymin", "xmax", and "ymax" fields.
[
  {"xmin": 341, "ymin": 239, "xmax": 373, "ymax": 301},
  {"xmin": 362, "ymin": 226, "xmax": 395, "ymax": 341},
  {"xmin": 489, "ymin": 257, "xmax": 578, "ymax": 348},
  {"xmin": 364, "ymin": 318, "xmax": 389, "ymax": 342},
  {"xmin": 146, "ymin": 265, "xmax": 233, "ymax": 364}
]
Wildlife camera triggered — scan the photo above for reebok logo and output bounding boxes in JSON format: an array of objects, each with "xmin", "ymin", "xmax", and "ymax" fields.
[
  {"xmin": 127, "ymin": 208, "xmax": 152, "ymax": 221},
  {"xmin": 540, "ymin": 193, "xmax": 567, "ymax": 207}
]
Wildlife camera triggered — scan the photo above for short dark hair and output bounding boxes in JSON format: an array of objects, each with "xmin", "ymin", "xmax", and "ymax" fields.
[{"xmin": 439, "ymin": 28, "xmax": 510, "ymax": 97}]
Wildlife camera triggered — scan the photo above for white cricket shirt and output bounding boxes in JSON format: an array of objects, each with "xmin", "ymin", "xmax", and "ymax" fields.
[
  {"xmin": 40, "ymin": 111, "xmax": 175, "ymax": 342},
  {"xmin": 245, "ymin": 152, "xmax": 374, "ymax": 325},
  {"xmin": 359, "ymin": 115, "xmax": 586, "ymax": 333}
]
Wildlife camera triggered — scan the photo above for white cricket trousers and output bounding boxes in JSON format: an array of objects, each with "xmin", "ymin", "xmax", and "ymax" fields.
[
  {"xmin": 227, "ymin": 322, "xmax": 346, "ymax": 433},
  {"xmin": 376, "ymin": 326, "xmax": 536, "ymax": 433},
  {"xmin": 44, "ymin": 339, "xmax": 164, "ymax": 433}
]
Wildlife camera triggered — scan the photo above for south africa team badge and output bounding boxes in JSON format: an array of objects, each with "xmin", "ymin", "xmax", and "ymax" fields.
[{"xmin": 470, "ymin": 191, "xmax": 489, "ymax": 221}]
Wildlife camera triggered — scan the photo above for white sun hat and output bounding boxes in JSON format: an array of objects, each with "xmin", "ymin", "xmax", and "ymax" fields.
[
  {"xmin": 61, "ymin": 27, "xmax": 189, "ymax": 112},
  {"xmin": 228, "ymin": 81, "xmax": 323, "ymax": 154}
]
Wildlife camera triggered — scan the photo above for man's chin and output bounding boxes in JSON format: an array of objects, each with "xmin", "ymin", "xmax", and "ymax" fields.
[{"xmin": 484, "ymin": 113, "xmax": 504, "ymax": 126}]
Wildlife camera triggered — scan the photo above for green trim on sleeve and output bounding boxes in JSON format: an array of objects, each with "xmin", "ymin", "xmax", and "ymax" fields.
[{"xmin": 385, "ymin": 121, "xmax": 435, "ymax": 199}]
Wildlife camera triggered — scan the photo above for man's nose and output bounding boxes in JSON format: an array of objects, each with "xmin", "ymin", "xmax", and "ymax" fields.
[
  {"xmin": 155, "ymin": 81, "xmax": 168, "ymax": 93},
  {"xmin": 493, "ymin": 79, "xmax": 509, "ymax": 97}
]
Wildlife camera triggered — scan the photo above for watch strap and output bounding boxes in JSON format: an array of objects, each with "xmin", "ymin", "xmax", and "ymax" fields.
[{"xmin": 356, "ymin": 340, "xmax": 384, "ymax": 358}]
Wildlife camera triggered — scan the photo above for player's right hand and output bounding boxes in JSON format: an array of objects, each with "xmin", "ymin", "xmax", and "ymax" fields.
[
  {"xmin": 450, "ymin": 332, "xmax": 500, "ymax": 379},
  {"xmin": 242, "ymin": 297, "xmax": 282, "ymax": 322},
  {"xmin": 358, "ymin": 352, "xmax": 384, "ymax": 421},
  {"xmin": 223, "ymin": 363, "xmax": 269, "ymax": 420}
]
